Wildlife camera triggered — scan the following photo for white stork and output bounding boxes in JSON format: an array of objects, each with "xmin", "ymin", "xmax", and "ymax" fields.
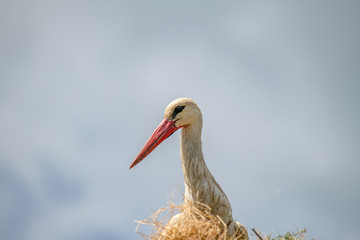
[{"xmin": 130, "ymin": 97, "xmax": 248, "ymax": 239}]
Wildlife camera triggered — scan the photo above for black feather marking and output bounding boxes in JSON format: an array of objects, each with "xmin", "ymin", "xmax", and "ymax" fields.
[{"xmin": 171, "ymin": 106, "xmax": 185, "ymax": 119}]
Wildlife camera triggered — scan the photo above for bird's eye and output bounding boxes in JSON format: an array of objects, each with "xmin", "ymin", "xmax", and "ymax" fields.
[
  {"xmin": 171, "ymin": 106, "xmax": 185, "ymax": 119},
  {"xmin": 175, "ymin": 106, "xmax": 185, "ymax": 113}
]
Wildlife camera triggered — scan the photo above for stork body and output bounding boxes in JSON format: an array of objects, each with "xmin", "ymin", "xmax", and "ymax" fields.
[{"xmin": 130, "ymin": 98, "xmax": 248, "ymax": 239}]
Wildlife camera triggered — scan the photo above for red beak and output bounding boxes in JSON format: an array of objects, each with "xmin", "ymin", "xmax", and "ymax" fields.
[{"xmin": 129, "ymin": 118, "xmax": 179, "ymax": 169}]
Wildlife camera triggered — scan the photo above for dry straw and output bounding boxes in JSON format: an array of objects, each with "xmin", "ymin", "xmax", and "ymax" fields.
[
  {"xmin": 134, "ymin": 201, "xmax": 311, "ymax": 240},
  {"xmin": 135, "ymin": 200, "xmax": 248, "ymax": 240}
]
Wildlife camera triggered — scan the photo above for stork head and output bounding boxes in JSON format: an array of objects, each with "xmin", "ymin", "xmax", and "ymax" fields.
[
  {"xmin": 164, "ymin": 97, "xmax": 202, "ymax": 128},
  {"xmin": 129, "ymin": 97, "xmax": 202, "ymax": 169}
]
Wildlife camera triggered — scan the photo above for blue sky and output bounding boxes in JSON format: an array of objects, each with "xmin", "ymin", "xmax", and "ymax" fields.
[{"xmin": 1, "ymin": 1, "xmax": 359, "ymax": 239}]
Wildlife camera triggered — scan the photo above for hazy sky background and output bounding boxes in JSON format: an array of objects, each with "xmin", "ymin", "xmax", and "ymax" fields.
[{"xmin": 1, "ymin": 1, "xmax": 359, "ymax": 239}]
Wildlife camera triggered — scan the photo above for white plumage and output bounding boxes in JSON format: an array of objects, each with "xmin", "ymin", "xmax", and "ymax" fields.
[{"xmin": 130, "ymin": 98, "xmax": 248, "ymax": 239}]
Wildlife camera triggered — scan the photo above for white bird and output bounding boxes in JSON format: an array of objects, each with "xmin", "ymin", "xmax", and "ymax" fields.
[{"xmin": 130, "ymin": 98, "xmax": 248, "ymax": 239}]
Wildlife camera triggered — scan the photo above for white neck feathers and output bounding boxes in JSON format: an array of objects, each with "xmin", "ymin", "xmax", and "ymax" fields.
[{"xmin": 179, "ymin": 121, "xmax": 234, "ymax": 226}]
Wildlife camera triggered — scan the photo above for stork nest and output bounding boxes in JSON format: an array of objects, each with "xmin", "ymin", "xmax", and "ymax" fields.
[
  {"xmin": 134, "ymin": 200, "xmax": 312, "ymax": 240},
  {"xmin": 135, "ymin": 200, "xmax": 248, "ymax": 240}
]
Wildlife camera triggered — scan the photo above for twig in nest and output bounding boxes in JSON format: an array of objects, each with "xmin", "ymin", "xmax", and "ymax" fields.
[{"xmin": 251, "ymin": 228, "xmax": 263, "ymax": 240}]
